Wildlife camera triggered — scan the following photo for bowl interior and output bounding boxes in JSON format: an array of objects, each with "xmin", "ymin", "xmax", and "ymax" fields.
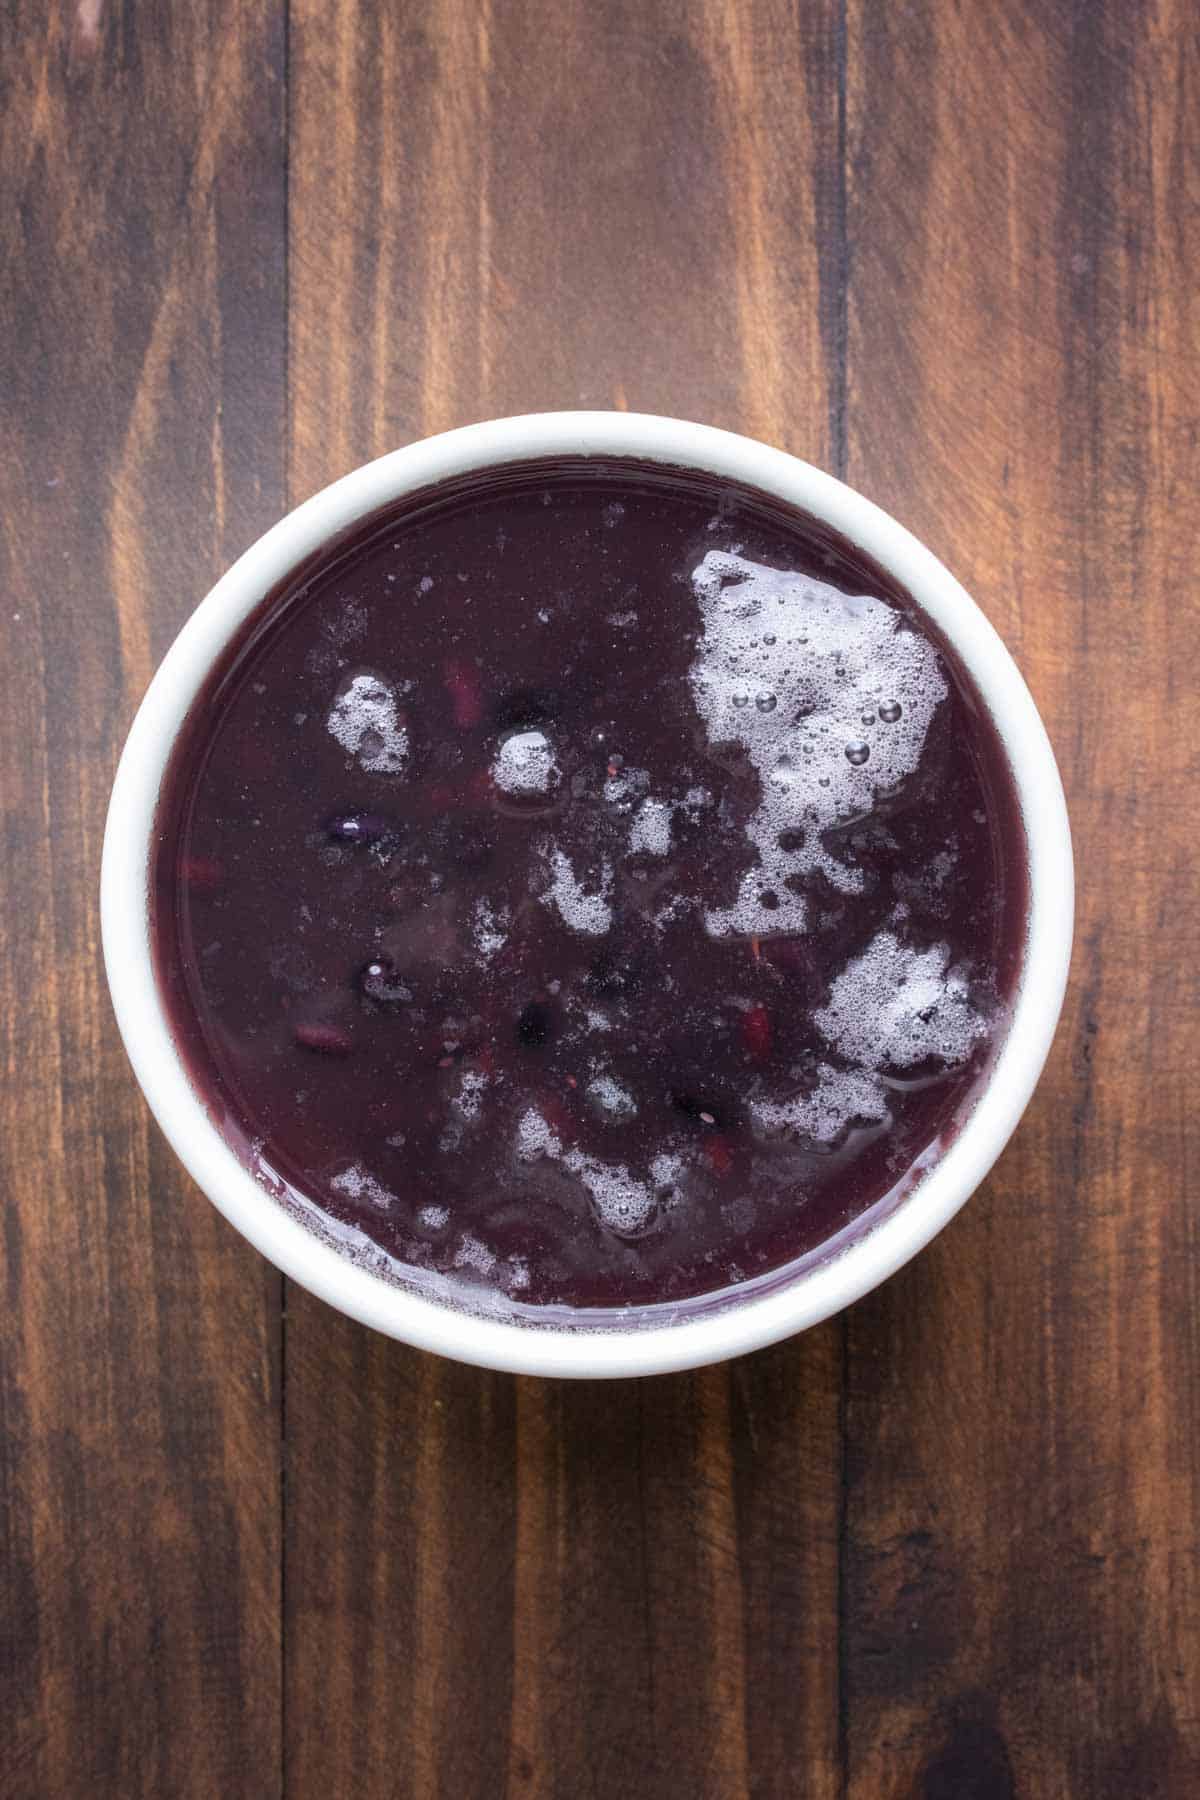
[{"xmin": 101, "ymin": 412, "xmax": 1073, "ymax": 1377}]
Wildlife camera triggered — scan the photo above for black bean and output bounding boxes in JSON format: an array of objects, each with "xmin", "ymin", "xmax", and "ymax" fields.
[
  {"xmin": 516, "ymin": 1001, "xmax": 555, "ymax": 1048},
  {"xmin": 492, "ymin": 686, "xmax": 558, "ymax": 730}
]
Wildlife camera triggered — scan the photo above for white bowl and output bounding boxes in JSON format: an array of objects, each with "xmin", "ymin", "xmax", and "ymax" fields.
[{"xmin": 101, "ymin": 412, "xmax": 1073, "ymax": 1378}]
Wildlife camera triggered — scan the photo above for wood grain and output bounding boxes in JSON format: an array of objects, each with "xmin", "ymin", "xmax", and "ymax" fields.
[
  {"xmin": 284, "ymin": 3, "xmax": 844, "ymax": 1797},
  {"xmin": 842, "ymin": 2, "xmax": 1200, "ymax": 1795},
  {"xmin": 0, "ymin": 3, "xmax": 286, "ymax": 1795},
  {"xmin": 2, "ymin": 0, "xmax": 1197, "ymax": 1795}
]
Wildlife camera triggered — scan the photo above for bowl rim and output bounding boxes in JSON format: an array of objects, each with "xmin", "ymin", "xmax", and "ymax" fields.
[{"xmin": 101, "ymin": 410, "xmax": 1073, "ymax": 1378}]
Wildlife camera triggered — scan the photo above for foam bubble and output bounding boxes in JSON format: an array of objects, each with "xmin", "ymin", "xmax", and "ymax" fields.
[
  {"xmin": 329, "ymin": 1162, "xmax": 395, "ymax": 1209},
  {"xmin": 653, "ymin": 893, "xmax": 691, "ymax": 929},
  {"xmin": 540, "ymin": 847, "xmax": 613, "ymax": 935},
  {"xmin": 585, "ymin": 1073, "xmax": 637, "ymax": 1122},
  {"xmin": 603, "ymin": 765, "xmax": 650, "ymax": 810},
  {"xmin": 650, "ymin": 1152, "xmax": 685, "ymax": 1191},
  {"xmin": 473, "ymin": 896, "xmax": 510, "ymax": 959},
  {"xmin": 751, "ymin": 1065, "xmax": 889, "ymax": 1146},
  {"xmin": 419, "ymin": 1204, "xmax": 449, "ymax": 1229},
  {"xmin": 514, "ymin": 1108, "xmax": 658, "ymax": 1236},
  {"xmin": 454, "ymin": 1069, "xmax": 489, "ymax": 1121},
  {"xmin": 330, "ymin": 1164, "xmax": 366, "ymax": 1198},
  {"xmin": 561, "ymin": 1147, "xmax": 657, "ymax": 1237},
  {"xmin": 815, "ymin": 931, "xmax": 986, "ymax": 1069},
  {"xmin": 688, "ymin": 552, "xmax": 947, "ymax": 936},
  {"xmin": 454, "ymin": 1233, "xmax": 496, "ymax": 1276},
  {"xmin": 326, "ymin": 672, "xmax": 409, "ymax": 773},
  {"xmin": 516, "ymin": 1107, "xmax": 561, "ymax": 1161},
  {"xmin": 492, "ymin": 728, "xmax": 561, "ymax": 795},
  {"xmin": 628, "ymin": 798, "xmax": 672, "ymax": 856}
]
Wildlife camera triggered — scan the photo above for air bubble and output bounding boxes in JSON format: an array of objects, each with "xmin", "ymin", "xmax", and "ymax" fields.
[
  {"xmin": 763, "ymin": 633, "xmax": 777, "ymax": 645},
  {"xmin": 879, "ymin": 700, "xmax": 903, "ymax": 722},
  {"xmin": 755, "ymin": 693, "xmax": 777, "ymax": 713},
  {"xmin": 845, "ymin": 741, "xmax": 870, "ymax": 765},
  {"xmin": 732, "ymin": 693, "xmax": 750, "ymax": 709}
]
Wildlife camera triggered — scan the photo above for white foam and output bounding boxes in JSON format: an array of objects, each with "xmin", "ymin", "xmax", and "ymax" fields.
[
  {"xmin": 653, "ymin": 893, "xmax": 691, "ymax": 929},
  {"xmin": 492, "ymin": 728, "xmax": 561, "ymax": 795},
  {"xmin": 585, "ymin": 1073, "xmax": 637, "ymax": 1122},
  {"xmin": 540, "ymin": 847, "xmax": 613, "ymax": 935},
  {"xmin": 688, "ymin": 552, "xmax": 947, "ymax": 936},
  {"xmin": 815, "ymin": 931, "xmax": 986, "ymax": 1069},
  {"xmin": 603, "ymin": 765, "xmax": 650, "ymax": 810},
  {"xmin": 329, "ymin": 1162, "xmax": 395, "ymax": 1209},
  {"xmin": 326, "ymin": 672, "xmax": 409, "ymax": 774},
  {"xmin": 454, "ymin": 1069, "xmax": 489, "ymax": 1121},
  {"xmin": 516, "ymin": 1107, "xmax": 562, "ymax": 1161},
  {"xmin": 324, "ymin": 599, "xmax": 366, "ymax": 645},
  {"xmin": 454, "ymin": 1233, "xmax": 496, "ymax": 1276},
  {"xmin": 628, "ymin": 798, "xmax": 672, "ymax": 856},
  {"xmin": 472, "ymin": 896, "xmax": 510, "ymax": 959},
  {"xmin": 514, "ymin": 1108, "xmax": 659, "ymax": 1236},
  {"xmin": 329, "ymin": 1164, "xmax": 365, "ymax": 1199},
  {"xmin": 419, "ymin": 1204, "xmax": 449, "ymax": 1229},
  {"xmin": 650, "ymin": 1152, "xmax": 685, "ymax": 1191},
  {"xmin": 561, "ymin": 1148, "xmax": 657, "ymax": 1237},
  {"xmin": 751, "ymin": 1065, "xmax": 889, "ymax": 1146}
]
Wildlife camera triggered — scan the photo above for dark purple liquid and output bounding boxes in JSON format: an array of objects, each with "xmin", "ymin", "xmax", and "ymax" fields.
[{"xmin": 153, "ymin": 458, "xmax": 1025, "ymax": 1315}]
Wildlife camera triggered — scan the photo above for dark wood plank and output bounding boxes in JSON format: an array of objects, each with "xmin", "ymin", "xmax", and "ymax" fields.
[
  {"xmin": 8, "ymin": 2, "xmax": 1190, "ymax": 1794},
  {"xmin": 0, "ymin": 4, "xmax": 286, "ymax": 1794},
  {"xmin": 842, "ymin": 2, "xmax": 1200, "ymax": 1793},
  {"xmin": 284, "ymin": 4, "xmax": 843, "ymax": 1796}
]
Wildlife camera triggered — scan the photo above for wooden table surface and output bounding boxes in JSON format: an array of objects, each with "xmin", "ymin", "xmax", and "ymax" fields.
[{"xmin": 3, "ymin": 2, "xmax": 1197, "ymax": 1795}]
